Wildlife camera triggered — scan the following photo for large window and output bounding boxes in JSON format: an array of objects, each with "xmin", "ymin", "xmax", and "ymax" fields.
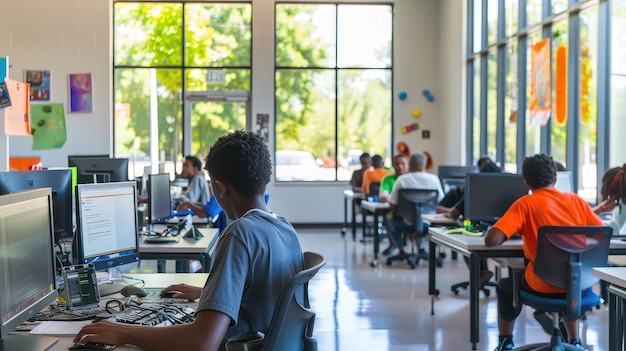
[
  {"xmin": 275, "ymin": 4, "xmax": 392, "ymax": 182},
  {"xmin": 466, "ymin": 0, "xmax": 613, "ymax": 203},
  {"xmin": 113, "ymin": 2, "xmax": 252, "ymax": 178}
]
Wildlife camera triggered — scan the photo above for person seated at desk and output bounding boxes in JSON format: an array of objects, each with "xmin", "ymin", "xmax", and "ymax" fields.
[
  {"xmin": 361, "ymin": 154, "xmax": 393, "ymax": 195},
  {"xmin": 436, "ymin": 158, "xmax": 501, "ymax": 288},
  {"xmin": 74, "ymin": 130, "xmax": 304, "ymax": 351},
  {"xmin": 385, "ymin": 152, "xmax": 444, "ymax": 256},
  {"xmin": 377, "ymin": 154, "xmax": 408, "ymax": 254},
  {"xmin": 350, "ymin": 152, "xmax": 371, "ymax": 193},
  {"xmin": 484, "ymin": 154, "xmax": 604, "ymax": 351},
  {"xmin": 173, "ymin": 155, "xmax": 210, "ymax": 207}
]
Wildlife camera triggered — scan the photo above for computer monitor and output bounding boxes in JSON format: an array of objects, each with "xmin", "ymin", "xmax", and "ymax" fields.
[
  {"xmin": 438, "ymin": 165, "xmax": 480, "ymax": 179},
  {"xmin": 555, "ymin": 171, "xmax": 574, "ymax": 193},
  {"xmin": 464, "ymin": 173, "xmax": 528, "ymax": 224},
  {"xmin": 68, "ymin": 155, "xmax": 129, "ymax": 183},
  {"xmin": 73, "ymin": 182, "xmax": 140, "ymax": 295},
  {"xmin": 438, "ymin": 165, "xmax": 479, "ymax": 192},
  {"xmin": 148, "ymin": 173, "xmax": 172, "ymax": 225},
  {"xmin": 0, "ymin": 188, "xmax": 59, "ymax": 350},
  {"xmin": 0, "ymin": 170, "xmax": 73, "ymax": 244}
]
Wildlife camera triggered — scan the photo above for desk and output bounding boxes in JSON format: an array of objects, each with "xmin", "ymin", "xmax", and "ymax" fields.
[
  {"xmin": 139, "ymin": 227, "xmax": 219, "ymax": 273},
  {"xmin": 360, "ymin": 200, "xmax": 391, "ymax": 266},
  {"xmin": 593, "ymin": 267, "xmax": 626, "ymax": 351},
  {"xmin": 429, "ymin": 227, "xmax": 626, "ymax": 350},
  {"xmin": 41, "ymin": 273, "xmax": 209, "ymax": 351},
  {"xmin": 342, "ymin": 190, "xmax": 365, "ymax": 241}
]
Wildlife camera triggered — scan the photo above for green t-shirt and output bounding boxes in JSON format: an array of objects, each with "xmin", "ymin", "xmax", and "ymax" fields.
[{"xmin": 380, "ymin": 173, "xmax": 398, "ymax": 194}]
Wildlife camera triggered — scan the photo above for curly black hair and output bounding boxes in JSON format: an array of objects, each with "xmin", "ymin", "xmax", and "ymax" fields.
[
  {"xmin": 204, "ymin": 130, "xmax": 272, "ymax": 196},
  {"xmin": 522, "ymin": 154, "xmax": 556, "ymax": 189}
]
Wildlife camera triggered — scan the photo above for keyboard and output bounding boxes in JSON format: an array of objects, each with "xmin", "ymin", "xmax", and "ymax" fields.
[
  {"xmin": 109, "ymin": 303, "xmax": 195, "ymax": 326},
  {"xmin": 139, "ymin": 289, "xmax": 191, "ymax": 304}
]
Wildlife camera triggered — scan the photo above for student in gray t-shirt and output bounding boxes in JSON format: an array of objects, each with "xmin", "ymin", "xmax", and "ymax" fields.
[{"xmin": 74, "ymin": 130, "xmax": 304, "ymax": 351}]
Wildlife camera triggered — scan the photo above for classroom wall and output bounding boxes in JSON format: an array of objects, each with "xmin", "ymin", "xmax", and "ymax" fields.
[{"xmin": 1, "ymin": 0, "xmax": 465, "ymax": 224}]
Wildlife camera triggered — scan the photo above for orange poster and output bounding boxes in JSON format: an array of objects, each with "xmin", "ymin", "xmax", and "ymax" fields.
[
  {"xmin": 3, "ymin": 78, "xmax": 31, "ymax": 136},
  {"xmin": 529, "ymin": 38, "xmax": 551, "ymax": 126},
  {"xmin": 554, "ymin": 45, "xmax": 567, "ymax": 125}
]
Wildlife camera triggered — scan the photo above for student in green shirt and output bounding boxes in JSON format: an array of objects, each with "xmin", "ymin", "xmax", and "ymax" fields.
[{"xmin": 379, "ymin": 154, "xmax": 409, "ymax": 255}]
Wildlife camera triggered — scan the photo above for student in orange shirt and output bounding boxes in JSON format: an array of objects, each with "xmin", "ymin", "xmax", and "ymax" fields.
[
  {"xmin": 485, "ymin": 154, "xmax": 603, "ymax": 351},
  {"xmin": 361, "ymin": 154, "xmax": 392, "ymax": 195}
]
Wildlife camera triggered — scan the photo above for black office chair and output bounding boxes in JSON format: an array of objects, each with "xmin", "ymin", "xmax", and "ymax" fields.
[
  {"xmin": 226, "ymin": 252, "xmax": 327, "ymax": 351},
  {"xmin": 386, "ymin": 188, "xmax": 439, "ymax": 269},
  {"xmin": 513, "ymin": 226, "xmax": 612, "ymax": 351}
]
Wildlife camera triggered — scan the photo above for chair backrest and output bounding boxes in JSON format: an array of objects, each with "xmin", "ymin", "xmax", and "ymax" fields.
[
  {"xmin": 395, "ymin": 188, "xmax": 439, "ymax": 223},
  {"xmin": 533, "ymin": 225, "xmax": 612, "ymax": 320},
  {"xmin": 261, "ymin": 251, "xmax": 327, "ymax": 351},
  {"xmin": 368, "ymin": 182, "xmax": 381, "ymax": 197}
]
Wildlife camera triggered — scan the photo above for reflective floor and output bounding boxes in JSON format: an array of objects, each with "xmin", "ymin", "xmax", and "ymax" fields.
[{"xmin": 298, "ymin": 227, "xmax": 610, "ymax": 351}]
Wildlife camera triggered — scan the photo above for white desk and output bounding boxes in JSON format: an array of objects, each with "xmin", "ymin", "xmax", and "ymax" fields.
[
  {"xmin": 342, "ymin": 190, "xmax": 366, "ymax": 241},
  {"xmin": 429, "ymin": 227, "xmax": 626, "ymax": 350},
  {"xmin": 593, "ymin": 267, "xmax": 626, "ymax": 351},
  {"xmin": 139, "ymin": 227, "xmax": 219, "ymax": 273},
  {"xmin": 37, "ymin": 273, "xmax": 209, "ymax": 351}
]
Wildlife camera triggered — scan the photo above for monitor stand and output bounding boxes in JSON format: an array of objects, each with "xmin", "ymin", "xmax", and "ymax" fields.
[
  {"xmin": 0, "ymin": 334, "xmax": 58, "ymax": 351},
  {"xmin": 97, "ymin": 268, "xmax": 126, "ymax": 297}
]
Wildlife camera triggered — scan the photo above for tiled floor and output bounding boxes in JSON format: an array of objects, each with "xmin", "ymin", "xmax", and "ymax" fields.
[{"xmin": 297, "ymin": 226, "xmax": 611, "ymax": 351}]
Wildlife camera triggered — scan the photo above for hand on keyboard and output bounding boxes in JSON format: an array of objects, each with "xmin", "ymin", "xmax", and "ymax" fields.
[{"xmin": 69, "ymin": 341, "xmax": 116, "ymax": 351}]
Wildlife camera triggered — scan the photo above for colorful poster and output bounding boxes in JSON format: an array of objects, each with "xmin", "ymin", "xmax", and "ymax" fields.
[
  {"xmin": 529, "ymin": 38, "xmax": 551, "ymax": 126},
  {"xmin": 554, "ymin": 45, "xmax": 568, "ymax": 125},
  {"xmin": 0, "ymin": 81, "xmax": 10, "ymax": 109},
  {"xmin": 0, "ymin": 57, "xmax": 8, "ymax": 82},
  {"xmin": 3, "ymin": 79, "xmax": 31, "ymax": 136},
  {"xmin": 68, "ymin": 73, "xmax": 92, "ymax": 113},
  {"xmin": 31, "ymin": 103, "xmax": 67, "ymax": 149},
  {"xmin": 25, "ymin": 70, "xmax": 51, "ymax": 101}
]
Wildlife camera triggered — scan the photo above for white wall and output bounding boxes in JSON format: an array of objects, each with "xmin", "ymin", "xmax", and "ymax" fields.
[
  {"xmin": 1, "ymin": 0, "xmax": 465, "ymax": 224},
  {"xmin": 1, "ymin": 0, "xmax": 112, "ymax": 168}
]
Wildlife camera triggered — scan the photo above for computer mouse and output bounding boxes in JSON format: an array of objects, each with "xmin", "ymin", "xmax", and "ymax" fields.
[{"xmin": 119, "ymin": 285, "xmax": 147, "ymax": 297}]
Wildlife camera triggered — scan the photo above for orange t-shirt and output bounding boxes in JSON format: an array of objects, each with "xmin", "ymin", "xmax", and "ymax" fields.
[
  {"xmin": 361, "ymin": 168, "xmax": 393, "ymax": 195},
  {"xmin": 492, "ymin": 187, "xmax": 603, "ymax": 293}
]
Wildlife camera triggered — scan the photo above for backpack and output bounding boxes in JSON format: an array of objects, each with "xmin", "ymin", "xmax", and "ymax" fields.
[{"xmin": 600, "ymin": 164, "xmax": 626, "ymax": 202}]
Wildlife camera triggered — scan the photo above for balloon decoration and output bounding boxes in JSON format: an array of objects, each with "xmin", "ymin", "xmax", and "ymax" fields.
[
  {"xmin": 423, "ymin": 151, "xmax": 433, "ymax": 170},
  {"xmin": 396, "ymin": 142, "xmax": 410, "ymax": 157}
]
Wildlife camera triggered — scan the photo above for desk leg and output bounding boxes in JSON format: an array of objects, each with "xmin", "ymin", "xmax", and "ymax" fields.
[
  {"xmin": 608, "ymin": 285, "xmax": 626, "ymax": 351},
  {"xmin": 202, "ymin": 254, "xmax": 211, "ymax": 273},
  {"xmin": 351, "ymin": 199, "xmax": 357, "ymax": 241},
  {"xmin": 341, "ymin": 196, "xmax": 348, "ymax": 237},
  {"xmin": 469, "ymin": 253, "xmax": 480, "ymax": 350},
  {"xmin": 428, "ymin": 238, "xmax": 439, "ymax": 315},
  {"xmin": 362, "ymin": 209, "xmax": 367, "ymax": 242},
  {"xmin": 175, "ymin": 260, "xmax": 190, "ymax": 273},
  {"xmin": 371, "ymin": 212, "xmax": 379, "ymax": 267}
]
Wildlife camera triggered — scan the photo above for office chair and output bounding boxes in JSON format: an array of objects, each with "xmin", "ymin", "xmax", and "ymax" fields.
[
  {"xmin": 386, "ymin": 188, "xmax": 439, "ymax": 269},
  {"xmin": 226, "ymin": 251, "xmax": 327, "ymax": 351},
  {"xmin": 450, "ymin": 261, "xmax": 497, "ymax": 297},
  {"xmin": 513, "ymin": 226, "xmax": 612, "ymax": 351}
]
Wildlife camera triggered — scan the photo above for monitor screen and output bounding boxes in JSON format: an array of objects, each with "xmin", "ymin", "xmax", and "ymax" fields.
[
  {"xmin": 148, "ymin": 173, "xmax": 172, "ymax": 224},
  {"xmin": 464, "ymin": 173, "xmax": 528, "ymax": 224},
  {"xmin": 0, "ymin": 170, "xmax": 73, "ymax": 244},
  {"xmin": 0, "ymin": 188, "xmax": 58, "ymax": 342},
  {"xmin": 73, "ymin": 182, "xmax": 140, "ymax": 272},
  {"xmin": 68, "ymin": 155, "xmax": 129, "ymax": 183},
  {"xmin": 438, "ymin": 165, "xmax": 479, "ymax": 179},
  {"xmin": 555, "ymin": 171, "xmax": 574, "ymax": 193}
]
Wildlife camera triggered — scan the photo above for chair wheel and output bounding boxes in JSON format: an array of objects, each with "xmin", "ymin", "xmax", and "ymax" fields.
[
  {"xmin": 340, "ymin": 228, "xmax": 347, "ymax": 236},
  {"xmin": 386, "ymin": 258, "xmax": 392, "ymax": 266},
  {"xmin": 438, "ymin": 252, "xmax": 447, "ymax": 259},
  {"xmin": 452, "ymin": 288, "xmax": 459, "ymax": 295},
  {"xmin": 482, "ymin": 288, "xmax": 490, "ymax": 297},
  {"xmin": 436, "ymin": 258, "xmax": 443, "ymax": 268},
  {"xmin": 370, "ymin": 260, "xmax": 377, "ymax": 268}
]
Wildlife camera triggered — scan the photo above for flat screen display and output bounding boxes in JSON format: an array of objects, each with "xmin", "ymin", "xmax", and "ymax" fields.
[{"xmin": 464, "ymin": 173, "xmax": 528, "ymax": 224}]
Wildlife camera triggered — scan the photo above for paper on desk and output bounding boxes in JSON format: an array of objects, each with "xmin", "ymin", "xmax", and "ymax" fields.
[{"xmin": 29, "ymin": 320, "xmax": 91, "ymax": 335}]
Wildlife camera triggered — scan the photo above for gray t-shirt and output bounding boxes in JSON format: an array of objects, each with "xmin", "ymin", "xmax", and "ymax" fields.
[
  {"xmin": 182, "ymin": 172, "xmax": 210, "ymax": 205},
  {"xmin": 196, "ymin": 209, "xmax": 304, "ymax": 350}
]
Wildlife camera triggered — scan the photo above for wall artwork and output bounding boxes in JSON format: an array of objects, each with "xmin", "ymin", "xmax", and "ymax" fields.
[
  {"xmin": 25, "ymin": 70, "xmax": 51, "ymax": 101},
  {"xmin": 68, "ymin": 73, "xmax": 93, "ymax": 113}
]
